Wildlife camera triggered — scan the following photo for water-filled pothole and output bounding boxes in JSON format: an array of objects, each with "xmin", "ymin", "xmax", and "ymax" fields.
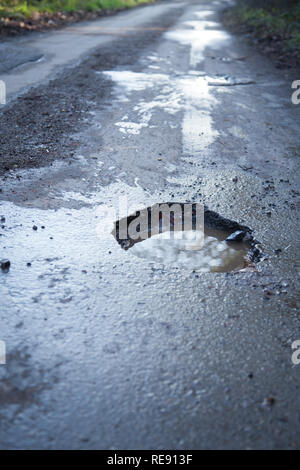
[{"xmin": 113, "ymin": 204, "xmax": 262, "ymax": 273}]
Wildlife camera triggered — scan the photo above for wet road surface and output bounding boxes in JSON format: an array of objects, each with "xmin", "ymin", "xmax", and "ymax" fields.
[{"xmin": 0, "ymin": 0, "xmax": 300, "ymax": 449}]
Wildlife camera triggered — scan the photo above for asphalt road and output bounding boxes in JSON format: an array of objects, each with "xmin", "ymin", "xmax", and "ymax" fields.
[{"xmin": 0, "ymin": 0, "xmax": 300, "ymax": 449}]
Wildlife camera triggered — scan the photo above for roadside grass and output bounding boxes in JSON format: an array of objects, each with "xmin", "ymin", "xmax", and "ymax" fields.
[
  {"xmin": 228, "ymin": 1, "xmax": 300, "ymax": 52},
  {"xmin": 0, "ymin": 0, "xmax": 153, "ymax": 19},
  {"xmin": 223, "ymin": 1, "xmax": 300, "ymax": 67}
]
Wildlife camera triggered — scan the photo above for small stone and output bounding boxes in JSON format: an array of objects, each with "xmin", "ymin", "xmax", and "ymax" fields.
[
  {"xmin": 32, "ymin": 225, "xmax": 38, "ymax": 231},
  {"xmin": 266, "ymin": 396, "xmax": 275, "ymax": 406},
  {"xmin": 274, "ymin": 248, "xmax": 282, "ymax": 254},
  {"xmin": 27, "ymin": 262, "xmax": 32, "ymax": 267},
  {"xmin": 1, "ymin": 259, "xmax": 10, "ymax": 272},
  {"xmin": 232, "ymin": 176, "xmax": 238, "ymax": 183},
  {"xmin": 226, "ymin": 230, "xmax": 247, "ymax": 242},
  {"xmin": 264, "ymin": 290, "xmax": 274, "ymax": 299},
  {"xmin": 0, "ymin": 216, "xmax": 5, "ymax": 223}
]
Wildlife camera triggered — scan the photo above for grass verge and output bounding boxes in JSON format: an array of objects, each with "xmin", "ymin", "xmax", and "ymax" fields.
[
  {"xmin": 223, "ymin": 1, "xmax": 300, "ymax": 68},
  {"xmin": 0, "ymin": 0, "xmax": 154, "ymax": 35},
  {"xmin": 0, "ymin": 0, "xmax": 152, "ymax": 17}
]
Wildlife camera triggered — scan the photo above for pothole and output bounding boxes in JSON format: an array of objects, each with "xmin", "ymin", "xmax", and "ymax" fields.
[{"xmin": 113, "ymin": 204, "xmax": 262, "ymax": 273}]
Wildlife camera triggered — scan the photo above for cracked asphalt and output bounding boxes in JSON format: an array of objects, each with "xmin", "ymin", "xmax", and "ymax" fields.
[{"xmin": 0, "ymin": 0, "xmax": 299, "ymax": 449}]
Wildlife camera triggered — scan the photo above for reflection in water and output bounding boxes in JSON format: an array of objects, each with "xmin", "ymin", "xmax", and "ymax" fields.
[
  {"xmin": 101, "ymin": 69, "xmax": 218, "ymax": 151},
  {"xmin": 130, "ymin": 231, "xmax": 248, "ymax": 273}
]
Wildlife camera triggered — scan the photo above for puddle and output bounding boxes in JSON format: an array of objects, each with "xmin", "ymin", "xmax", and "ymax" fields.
[
  {"xmin": 166, "ymin": 27, "xmax": 231, "ymax": 67},
  {"xmin": 101, "ymin": 70, "xmax": 218, "ymax": 152},
  {"xmin": 194, "ymin": 10, "xmax": 215, "ymax": 20},
  {"xmin": 101, "ymin": 71, "xmax": 168, "ymax": 93},
  {"xmin": 207, "ymin": 75, "xmax": 255, "ymax": 86},
  {"xmin": 113, "ymin": 204, "xmax": 262, "ymax": 272},
  {"xmin": 165, "ymin": 9, "xmax": 231, "ymax": 68},
  {"xmin": 129, "ymin": 232, "xmax": 248, "ymax": 272}
]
